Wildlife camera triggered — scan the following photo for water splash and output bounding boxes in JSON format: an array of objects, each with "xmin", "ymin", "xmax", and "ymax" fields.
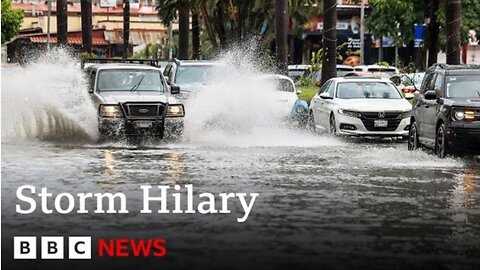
[{"xmin": 1, "ymin": 48, "xmax": 98, "ymax": 142}]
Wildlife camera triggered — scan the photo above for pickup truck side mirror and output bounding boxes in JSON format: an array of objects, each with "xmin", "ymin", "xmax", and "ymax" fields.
[
  {"xmin": 424, "ymin": 90, "xmax": 437, "ymax": 100},
  {"xmin": 170, "ymin": 85, "xmax": 180, "ymax": 94}
]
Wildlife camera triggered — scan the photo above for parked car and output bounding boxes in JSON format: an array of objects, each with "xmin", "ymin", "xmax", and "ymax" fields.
[
  {"xmin": 83, "ymin": 63, "xmax": 184, "ymax": 140},
  {"xmin": 308, "ymin": 77, "xmax": 412, "ymax": 137},
  {"xmin": 313, "ymin": 65, "xmax": 355, "ymax": 85},
  {"xmin": 408, "ymin": 64, "xmax": 480, "ymax": 157},
  {"xmin": 288, "ymin": 64, "xmax": 311, "ymax": 82},
  {"xmin": 257, "ymin": 74, "xmax": 308, "ymax": 124}
]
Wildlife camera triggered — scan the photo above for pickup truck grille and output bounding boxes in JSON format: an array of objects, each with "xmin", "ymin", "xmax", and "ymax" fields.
[{"xmin": 122, "ymin": 103, "xmax": 166, "ymax": 118}]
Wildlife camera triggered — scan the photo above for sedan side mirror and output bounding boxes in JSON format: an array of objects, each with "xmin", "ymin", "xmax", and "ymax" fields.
[
  {"xmin": 424, "ymin": 90, "xmax": 437, "ymax": 100},
  {"xmin": 319, "ymin": 93, "xmax": 333, "ymax": 99},
  {"xmin": 171, "ymin": 85, "xmax": 180, "ymax": 94}
]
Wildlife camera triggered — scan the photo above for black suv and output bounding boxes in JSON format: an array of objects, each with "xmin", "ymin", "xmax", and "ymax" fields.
[{"xmin": 408, "ymin": 64, "xmax": 480, "ymax": 157}]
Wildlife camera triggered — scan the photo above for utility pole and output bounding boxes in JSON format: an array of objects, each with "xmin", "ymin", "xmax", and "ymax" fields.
[
  {"xmin": 275, "ymin": 0, "xmax": 288, "ymax": 75},
  {"xmin": 46, "ymin": 0, "xmax": 52, "ymax": 50},
  {"xmin": 123, "ymin": 0, "xmax": 130, "ymax": 59},
  {"xmin": 445, "ymin": 0, "xmax": 461, "ymax": 64}
]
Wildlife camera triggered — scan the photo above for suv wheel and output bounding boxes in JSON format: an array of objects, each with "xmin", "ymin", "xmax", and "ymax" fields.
[
  {"xmin": 329, "ymin": 114, "xmax": 337, "ymax": 135},
  {"xmin": 435, "ymin": 123, "xmax": 448, "ymax": 158},
  {"xmin": 408, "ymin": 121, "xmax": 419, "ymax": 150}
]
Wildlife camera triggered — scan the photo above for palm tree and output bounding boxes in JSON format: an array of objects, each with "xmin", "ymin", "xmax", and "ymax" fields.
[
  {"xmin": 178, "ymin": 7, "xmax": 190, "ymax": 59},
  {"xmin": 445, "ymin": 0, "xmax": 461, "ymax": 64},
  {"xmin": 321, "ymin": 0, "xmax": 337, "ymax": 86},
  {"xmin": 275, "ymin": 0, "xmax": 288, "ymax": 74},
  {"xmin": 192, "ymin": 9, "xmax": 201, "ymax": 59},
  {"xmin": 56, "ymin": 0, "xmax": 68, "ymax": 45},
  {"xmin": 80, "ymin": 0, "xmax": 92, "ymax": 53},
  {"xmin": 123, "ymin": 0, "xmax": 130, "ymax": 59},
  {"xmin": 157, "ymin": 0, "xmax": 191, "ymax": 59},
  {"xmin": 427, "ymin": 0, "xmax": 440, "ymax": 67}
]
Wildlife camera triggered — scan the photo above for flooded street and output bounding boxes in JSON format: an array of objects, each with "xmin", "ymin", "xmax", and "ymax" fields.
[
  {"xmin": 2, "ymin": 137, "xmax": 480, "ymax": 269},
  {"xmin": 2, "ymin": 53, "xmax": 480, "ymax": 269}
]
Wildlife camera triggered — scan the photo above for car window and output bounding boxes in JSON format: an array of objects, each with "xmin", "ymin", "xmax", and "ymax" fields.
[
  {"xmin": 434, "ymin": 74, "xmax": 444, "ymax": 97},
  {"xmin": 327, "ymin": 82, "xmax": 336, "ymax": 97},
  {"xmin": 163, "ymin": 64, "xmax": 172, "ymax": 77},
  {"xmin": 319, "ymin": 81, "xmax": 331, "ymax": 94},
  {"xmin": 446, "ymin": 75, "xmax": 480, "ymax": 98},
  {"xmin": 336, "ymin": 82, "xmax": 402, "ymax": 99},
  {"xmin": 97, "ymin": 69, "xmax": 164, "ymax": 92},
  {"xmin": 175, "ymin": 65, "xmax": 216, "ymax": 86},
  {"xmin": 421, "ymin": 73, "xmax": 435, "ymax": 93},
  {"xmin": 89, "ymin": 70, "xmax": 96, "ymax": 91}
]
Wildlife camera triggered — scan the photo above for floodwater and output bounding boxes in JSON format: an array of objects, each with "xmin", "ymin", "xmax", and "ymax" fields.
[{"xmin": 2, "ymin": 50, "xmax": 480, "ymax": 269}]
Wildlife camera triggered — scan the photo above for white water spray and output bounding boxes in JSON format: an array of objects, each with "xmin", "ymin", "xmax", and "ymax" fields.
[{"xmin": 1, "ymin": 48, "xmax": 98, "ymax": 142}]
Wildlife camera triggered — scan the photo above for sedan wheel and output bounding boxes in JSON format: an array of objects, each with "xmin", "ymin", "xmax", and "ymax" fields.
[
  {"xmin": 435, "ymin": 123, "xmax": 448, "ymax": 158},
  {"xmin": 329, "ymin": 114, "xmax": 337, "ymax": 135},
  {"xmin": 407, "ymin": 122, "xmax": 419, "ymax": 150},
  {"xmin": 307, "ymin": 111, "xmax": 315, "ymax": 131}
]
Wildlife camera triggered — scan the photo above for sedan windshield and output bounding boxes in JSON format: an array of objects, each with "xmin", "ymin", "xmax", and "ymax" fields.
[
  {"xmin": 97, "ymin": 69, "xmax": 164, "ymax": 92},
  {"xmin": 446, "ymin": 75, "xmax": 480, "ymax": 98},
  {"xmin": 337, "ymin": 82, "xmax": 402, "ymax": 99}
]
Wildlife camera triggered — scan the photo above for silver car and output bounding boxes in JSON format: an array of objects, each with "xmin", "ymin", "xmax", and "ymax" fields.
[{"xmin": 84, "ymin": 63, "xmax": 184, "ymax": 139}]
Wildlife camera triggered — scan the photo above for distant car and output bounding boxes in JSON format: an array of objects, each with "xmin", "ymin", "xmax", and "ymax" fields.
[
  {"xmin": 288, "ymin": 64, "xmax": 311, "ymax": 82},
  {"xmin": 162, "ymin": 59, "xmax": 224, "ymax": 99},
  {"xmin": 312, "ymin": 65, "xmax": 355, "ymax": 85},
  {"xmin": 257, "ymin": 74, "xmax": 308, "ymax": 123},
  {"xmin": 402, "ymin": 72, "xmax": 425, "ymax": 93},
  {"xmin": 84, "ymin": 63, "xmax": 184, "ymax": 140},
  {"xmin": 408, "ymin": 64, "xmax": 480, "ymax": 158},
  {"xmin": 308, "ymin": 77, "xmax": 412, "ymax": 137},
  {"xmin": 354, "ymin": 65, "xmax": 399, "ymax": 77}
]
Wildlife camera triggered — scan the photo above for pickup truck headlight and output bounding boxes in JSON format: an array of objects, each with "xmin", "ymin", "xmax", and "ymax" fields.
[
  {"xmin": 99, "ymin": 105, "xmax": 123, "ymax": 117},
  {"xmin": 338, "ymin": 109, "xmax": 362, "ymax": 118},
  {"xmin": 166, "ymin": 104, "xmax": 185, "ymax": 117}
]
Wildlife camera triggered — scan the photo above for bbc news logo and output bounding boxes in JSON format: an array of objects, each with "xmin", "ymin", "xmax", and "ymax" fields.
[{"xmin": 13, "ymin": 236, "xmax": 167, "ymax": 259}]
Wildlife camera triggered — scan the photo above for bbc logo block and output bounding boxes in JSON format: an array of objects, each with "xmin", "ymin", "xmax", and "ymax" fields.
[{"xmin": 14, "ymin": 236, "xmax": 91, "ymax": 259}]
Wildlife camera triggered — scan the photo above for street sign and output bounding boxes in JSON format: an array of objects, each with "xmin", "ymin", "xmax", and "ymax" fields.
[
  {"xmin": 414, "ymin": 24, "xmax": 426, "ymax": 48},
  {"xmin": 100, "ymin": 0, "xmax": 116, "ymax": 8}
]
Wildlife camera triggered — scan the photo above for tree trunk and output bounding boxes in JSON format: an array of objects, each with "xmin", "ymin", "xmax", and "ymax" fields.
[
  {"xmin": 321, "ymin": 0, "xmax": 337, "ymax": 86},
  {"xmin": 56, "ymin": 0, "xmax": 68, "ymax": 46},
  {"xmin": 80, "ymin": 0, "xmax": 92, "ymax": 53},
  {"xmin": 427, "ymin": 0, "xmax": 440, "ymax": 67},
  {"xmin": 201, "ymin": 5, "xmax": 218, "ymax": 49},
  {"xmin": 178, "ymin": 7, "xmax": 189, "ymax": 59},
  {"xmin": 123, "ymin": 0, "xmax": 130, "ymax": 59},
  {"xmin": 378, "ymin": 36, "xmax": 383, "ymax": 62},
  {"xmin": 275, "ymin": 0, "xmax": 288, "ymax": 75},
  {"xmin": 445, "ymin": 0, "xmax": 461, "ymax": 64},
  {"xmin": 192, "ymin": 10, "xmax": 201, "ymax": 59}
]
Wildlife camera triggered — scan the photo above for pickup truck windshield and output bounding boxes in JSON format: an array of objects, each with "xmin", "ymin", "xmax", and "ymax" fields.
[
  {"xmin": 337, "ymin": 82, "xmax": 402, "ymax": 99},
  {"xmin": 97, "ymin": 69, "xmax": 164, "ymax": 92},
  {"xmin": 446, "ymin": 75, "xmax": 480, "ymax": 98}
]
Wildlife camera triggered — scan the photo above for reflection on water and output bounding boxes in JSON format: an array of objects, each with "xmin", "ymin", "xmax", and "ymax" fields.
[
  {"xmin": 166, "ymin": 152, "xmax": 184, "ymax": 182},
  {"xmin": 104, "ymin": 150, "xmax": 116, "ymax": 177}
]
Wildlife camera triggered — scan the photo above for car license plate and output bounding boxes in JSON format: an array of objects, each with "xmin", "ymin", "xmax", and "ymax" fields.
[
  {"xmin": 135, "ymin": 121, "xmax": 153, "ymax": 128},
  {"xmin": 374, "ymin": 120, "xmax": 388, "ymax": 127}
]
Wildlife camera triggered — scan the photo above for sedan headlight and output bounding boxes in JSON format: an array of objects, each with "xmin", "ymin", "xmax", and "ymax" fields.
[
  {"xmin": 99, "ymin": 105, "xmax": 123, "ymax": 117},
  {"xmin": 398, "ymin": 110, "xmax": 412, "ymax": 119},
  {"xmin": 338, "ymin": 109, "xmax": 362, "ymax": 118},
  {"xmin": 166, "ymin": 104, "xmax": 185, "ymax": 117}
]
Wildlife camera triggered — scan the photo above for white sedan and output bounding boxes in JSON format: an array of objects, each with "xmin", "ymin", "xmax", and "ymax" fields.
[{"xmin": 308, "ymin": 78, "xmax": 413, "ymax": 137}]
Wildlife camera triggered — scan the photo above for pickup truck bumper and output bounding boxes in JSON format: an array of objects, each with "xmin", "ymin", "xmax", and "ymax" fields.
[{"xmin": 99, "ymin": 118, "xmax": 165, "ymax": 137}]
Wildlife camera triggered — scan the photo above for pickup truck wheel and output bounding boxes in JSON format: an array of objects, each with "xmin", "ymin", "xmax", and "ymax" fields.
[
  {"xmin": 435, "ymin": 123, "xmax": 448, "ymax": 158},
  {"xmin": 407, "ymin": 122, "xmax": 419, "ymax": 150}
]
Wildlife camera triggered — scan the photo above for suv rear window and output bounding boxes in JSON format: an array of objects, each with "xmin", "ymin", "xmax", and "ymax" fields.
[{"xmin": 446, "ymin": 75, "xmax": 480, "ymax": 98}]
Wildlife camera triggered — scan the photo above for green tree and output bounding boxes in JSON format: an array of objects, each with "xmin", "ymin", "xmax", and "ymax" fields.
[{"xmin": 1, "ymin": 0, "xmax": 24, "ymax": 44}]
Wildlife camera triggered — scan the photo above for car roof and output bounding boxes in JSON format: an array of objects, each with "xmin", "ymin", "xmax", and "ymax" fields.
[
  {"xmin": 257, "ymin": 74, "xmax": 295, "ymax": 83},
  {"xmin": 172, "ymin": 60, "xmax": 221, "ymax": 66},
  {"xmin": 329, "ymin": 77, "xmax": 394, "ymax": 83},
  {"xmin": 90, "ymin": 63, "xmax": 161, "ymax": 71},
  {"xmin": 428, "ymin": 64, "xmax": 480, "ymax": 75}
]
